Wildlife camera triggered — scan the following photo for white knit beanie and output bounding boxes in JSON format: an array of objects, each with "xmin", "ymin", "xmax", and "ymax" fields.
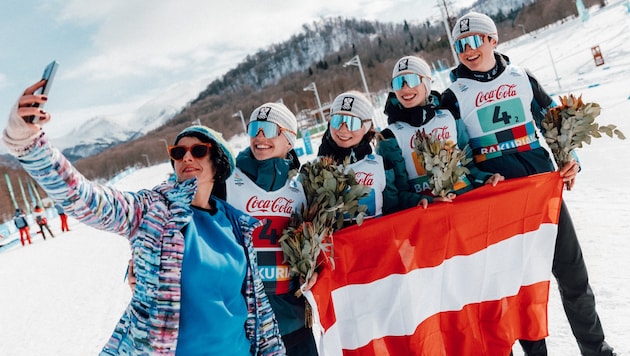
[
  {"xmin": 330, "ymin": 91, "xmax": 374, "ymax": 130},
  {"xmin": 391, "ymin": 56, "xmax": 432, "ymax": 97},
  {"xmin": 249, "ymin": 102, "xmax": 297, "ymax": 146},
  {"xmin": 452, "ymin": 11, "xmax": 498, "ymax": 41}
]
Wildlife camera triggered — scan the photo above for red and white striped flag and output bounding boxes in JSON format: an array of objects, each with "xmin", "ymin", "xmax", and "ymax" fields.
[{"xmin": 305, "ymin": 172, "xmax": 563, "ymax": 356}]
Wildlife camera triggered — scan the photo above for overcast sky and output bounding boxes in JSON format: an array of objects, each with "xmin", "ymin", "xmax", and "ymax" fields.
[{"xmin": 0, "ymin": 0, "xmax": 474, "ymax": 138}]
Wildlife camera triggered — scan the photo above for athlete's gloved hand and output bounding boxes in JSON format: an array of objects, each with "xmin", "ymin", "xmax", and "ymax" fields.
[{"xmin": 2, "ymin": 80, "xmax": 50, "ymax": 155}]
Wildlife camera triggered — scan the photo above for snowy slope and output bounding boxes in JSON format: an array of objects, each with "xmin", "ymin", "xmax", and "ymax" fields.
[{"xmin": 0, "ymin": 2, "xmax": 629, "ymax": 355}]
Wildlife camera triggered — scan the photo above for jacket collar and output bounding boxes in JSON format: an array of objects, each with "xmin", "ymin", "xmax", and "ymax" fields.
[{"xmin": 156, "ymin": 177, "xmax": 197, "ymax": 226}]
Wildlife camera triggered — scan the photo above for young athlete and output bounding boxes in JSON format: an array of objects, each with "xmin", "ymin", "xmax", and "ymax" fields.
[
  {"xmin": 318, "ymin": 90, "xmax": 393, "ymax": 217},
  {"xmin": 441, "ymin": 11, "xmax": 615, "ymax": 356},
  {"xmin": 226, "ymin": 102, "xmax": 317, "ymax": 355}
]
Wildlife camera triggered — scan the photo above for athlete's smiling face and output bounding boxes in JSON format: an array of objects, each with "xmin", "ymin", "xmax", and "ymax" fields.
[
  {"xmin": 249, "ymin": 126, "xmax": 292, "ymax": 161},
  {"xmin": 330, "ymin": 116, "xmax": 367, "ymax": 148},
  {"xmin": 456, "ymin": 33, "xmax": 498, "ymax": 72},
  {"xmin": 393, "ymin": 78, "xmax": 428, "ymax": 109}
]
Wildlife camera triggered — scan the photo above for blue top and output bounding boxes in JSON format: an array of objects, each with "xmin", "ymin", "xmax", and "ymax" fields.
[{"xmin": 176, "ymin": 202, "xmax": 250, "ymax": 355}]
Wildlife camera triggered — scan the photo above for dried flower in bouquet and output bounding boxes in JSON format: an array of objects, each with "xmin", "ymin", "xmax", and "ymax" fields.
[
  {"xmin": 541, "ymin": 94, "xmax": 625, "ymax": 167},
  {"xmin": 279, "ymin": 156, "xmax": 371, "ymax": 297},
  {"xmin": 413, "ymin": 129, "xmax": 472, "ymax": 198}
]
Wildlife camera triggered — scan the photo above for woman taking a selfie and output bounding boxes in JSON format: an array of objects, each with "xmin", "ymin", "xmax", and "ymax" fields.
[{"xmin": 2, "ymin": 80, "xmax": 285, "ymax": 355}]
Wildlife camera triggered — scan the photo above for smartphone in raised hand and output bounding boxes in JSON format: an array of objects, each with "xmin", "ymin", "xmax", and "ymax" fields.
[{"xmin": 26, "ymin": 60, "xmax": 59, "ymax": 123}]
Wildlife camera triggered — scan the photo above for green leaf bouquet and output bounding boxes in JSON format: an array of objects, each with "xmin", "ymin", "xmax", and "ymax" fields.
[
  {"xmin": 279, "ymin": 156, "xmax": 370, "ymax": 297},
  {"xmin": 412, "ymin": 129, "xmax": 472, "ymax": 198},
  {"xmin": 541, "ymin": 94, "xmax": 625, "ymax": 167}
]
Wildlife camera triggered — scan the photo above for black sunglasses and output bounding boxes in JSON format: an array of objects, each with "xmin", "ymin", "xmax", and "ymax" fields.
[{"xmin": 168, "ymin": 143, "xmax": 213, "ymax": 160}]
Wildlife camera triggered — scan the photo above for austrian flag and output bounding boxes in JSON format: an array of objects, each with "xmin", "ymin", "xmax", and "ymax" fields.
[{"xmin": 305, "ymin": 172, "xmax": 563, "ymax": 356}]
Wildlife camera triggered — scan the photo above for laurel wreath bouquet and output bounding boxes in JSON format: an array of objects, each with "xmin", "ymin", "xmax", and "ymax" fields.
[
  {"xmin": 412, "ymin": 129, "xmax": 472, "ymax": 198},
  {"xmin": 541, "ymin": 94, "xmax": 625, "ymax": 167},
  {"xmin": 279, "ymin": 157, "xmax": 370, "ymax": 298}
]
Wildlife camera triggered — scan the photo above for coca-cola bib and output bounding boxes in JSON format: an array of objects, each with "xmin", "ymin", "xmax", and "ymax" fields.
[
  {"xmin": 226, "ymin": 168, "xmax": 306, "ymax": 294},
  {"xmin": 449, "ymin": 65, "xmax": 542, "ymax": 163},
  {"xmin": 387, "ymin": 111, "xmax": 471, "ymax": 195},
  {"xmin": 345, "ymin": 154, "xmax": 386, "ymax": 218}
]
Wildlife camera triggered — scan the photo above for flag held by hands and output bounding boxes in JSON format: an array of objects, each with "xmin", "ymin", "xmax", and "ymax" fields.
[{"xmin": 305, "ymin": 172, "xmax": 563, "ymax": 356}]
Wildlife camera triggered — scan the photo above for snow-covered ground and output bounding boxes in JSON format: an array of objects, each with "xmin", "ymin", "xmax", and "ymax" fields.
[{"xmin": 1, "ymin": 2, "xmax": 629, "ymax": 355}]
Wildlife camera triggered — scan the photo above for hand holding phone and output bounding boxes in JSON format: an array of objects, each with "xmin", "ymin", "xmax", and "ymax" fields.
[{"xmin": 26, "ymin": 60, "xmax": 59, "ymax": 123}]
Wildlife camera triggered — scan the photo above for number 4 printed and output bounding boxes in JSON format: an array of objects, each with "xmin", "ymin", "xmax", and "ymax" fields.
[
  {"xmin": 259, "ymin": 219, "xmax": 279, "ymax": 245},
  {"xmin": 492, "ymin": 106, "xmax": 511, "ymax": 125}
]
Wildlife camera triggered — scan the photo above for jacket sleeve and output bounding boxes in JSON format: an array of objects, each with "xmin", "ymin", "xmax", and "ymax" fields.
[
  {"xmin": 234, "ymin": 212, "xmax": 286, "ymax": 355},
  {"xmin": 376, "ymin": 136, "xmax": 430, "ymax": 213},
  {"xmin": 440, "ymin": 88, "xmax": 461, "ymax": 120},
  {"xmin": 14, "ymin": 134, "xmax": 147, "ymax": 240},
  {"xmin": 526, "ymin": 69, "xmax": 581, "ymax": 169},
  {"xmin": 381, "ymin": 164, "xmax": 399, "ymax": 215},
  {"xmin": 526, "ymin": 69, "xmax": 554, "ymax": 130}
]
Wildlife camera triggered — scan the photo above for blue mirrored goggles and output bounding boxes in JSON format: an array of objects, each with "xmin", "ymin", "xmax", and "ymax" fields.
[
  {"xmin": 247, "ymin": 120, "xmax": 295, "ymax": 138},
  {"xmin": 454, "ymin": 34, "xmax": 485, "ymax": 54},
  {"xmin": 391, "ymin": 74, "xmax": 423, "ymax": 91},
  {"xmin": 330, "ymin": 114, "xmax": 368, "ymax": 131}
]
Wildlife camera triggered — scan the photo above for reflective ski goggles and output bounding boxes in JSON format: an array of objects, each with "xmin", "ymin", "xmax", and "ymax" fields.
[
  {"xmin": 454, "ymin": 34, "xmax": 485, "ymax": 54},
  {"xmin": 247, "ymin": 120, "xmax": 296, "ymax": 138},
  {"xmin": 168, "ymin": 143, "xmax": 212, "ymax": 160},
  {"xmin": 391, "ymin": 73, "xmax": 423, "ymax": 91},
  {"xmin": 330, "ymin": 114, "xmax": 369, "ymax": 131}
]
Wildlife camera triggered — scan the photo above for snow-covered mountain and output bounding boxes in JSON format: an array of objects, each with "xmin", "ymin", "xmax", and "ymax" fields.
[
  {"xmin": 56, "ymin": 117, "xmax": 142, "ymax": 161},
  {"xmin": 51, "ymin": 77, "xmax": 210, "ymax": 161}
]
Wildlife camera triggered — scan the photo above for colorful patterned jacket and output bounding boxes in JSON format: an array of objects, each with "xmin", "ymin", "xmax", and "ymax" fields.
[{"xmin": 14, "ymin": 133, "xmax": 285, "ymax": 355}]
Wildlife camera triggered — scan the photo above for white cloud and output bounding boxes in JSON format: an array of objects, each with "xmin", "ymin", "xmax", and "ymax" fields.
[
  {"xmin": 0, "ymin": 0, "xmax": 470, "ymax": 137},
  {"xmin": 56, "ymin": 0, "xmax": 451, "ymax": 81}
]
